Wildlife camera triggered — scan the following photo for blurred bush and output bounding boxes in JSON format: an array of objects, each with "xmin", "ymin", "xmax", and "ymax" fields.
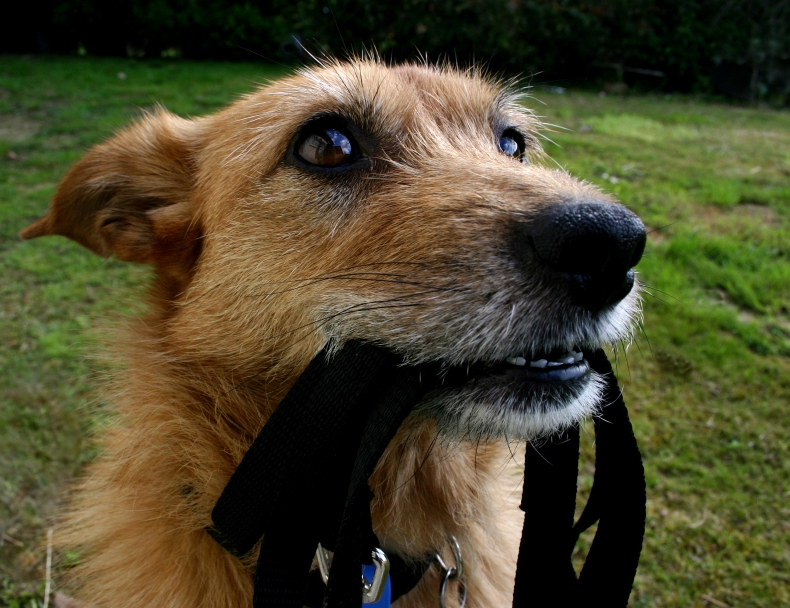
[{"xmin": 3, "ymin": 0, "xmax": 789, "ymax": 99}]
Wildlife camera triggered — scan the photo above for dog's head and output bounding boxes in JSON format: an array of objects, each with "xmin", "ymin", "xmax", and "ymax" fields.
[{"xmin": 21, "ymin": 60, "xmax": 645, "ymax": 439}]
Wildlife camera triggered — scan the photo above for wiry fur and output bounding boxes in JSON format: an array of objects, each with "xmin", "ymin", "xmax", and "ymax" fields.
[{"xmin": 20, "ymin": 59, "xmax": 641, "ymax": 607}]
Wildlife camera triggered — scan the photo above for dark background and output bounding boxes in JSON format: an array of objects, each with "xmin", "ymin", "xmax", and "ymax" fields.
[{"xmin": 4, "ymin": 0, "xmax": 790, "ymax": 101}]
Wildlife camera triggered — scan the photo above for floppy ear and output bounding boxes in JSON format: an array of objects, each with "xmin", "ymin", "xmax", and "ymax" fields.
[{"xmin": 20, "ymin": 109, "xmax": 202, "ymax": 276}]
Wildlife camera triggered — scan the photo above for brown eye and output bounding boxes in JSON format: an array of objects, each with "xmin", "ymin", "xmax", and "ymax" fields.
[{"xmin": 297, "ymin": 127, "xmax": 355, "ymax": 167}]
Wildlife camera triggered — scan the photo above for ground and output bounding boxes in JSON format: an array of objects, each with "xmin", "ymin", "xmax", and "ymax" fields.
[{"xmin": 0, "ymin": 56, "xmax": 788, "ymax": 607}]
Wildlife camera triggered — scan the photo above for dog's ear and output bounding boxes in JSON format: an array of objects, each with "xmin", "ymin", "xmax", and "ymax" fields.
[{"xmin": 20, "ymin": 110, "xmax": 201, "ymax": 272}]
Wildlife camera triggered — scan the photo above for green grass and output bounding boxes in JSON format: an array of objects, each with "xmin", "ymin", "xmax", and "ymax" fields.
[
  {"xmin": 1, "ymin": 57, "xmax": 789, "ymax": 608},
  {"xmin": 0, "ymin": 55, "xmax": 292, "ymax": 606},
  {"xmin": 541, "ymin": 90, "xmax": 790, "ymax": 607}
]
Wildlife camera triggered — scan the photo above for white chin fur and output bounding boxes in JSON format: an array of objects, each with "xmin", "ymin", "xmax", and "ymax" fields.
[
  {"xmin": 418, "ymin": 371, "xmax": 606, "ymax": 440},
  {"xmin": 411, "ymin": 294, "xmax": 638, "ymax": 440}
]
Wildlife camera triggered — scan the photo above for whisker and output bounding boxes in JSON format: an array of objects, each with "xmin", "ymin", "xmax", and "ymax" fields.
[
  {"xmin": 274, "ymin": 294, "xmax": 439, "ymax": 342},
  {"xmin": 535, "ymin": 131, "xmax": 561, "ymax": 148},
  {"xmin": 222, "ymin": 292, "xmax": 443, "ymax": 395},
  {"xmin": 647, "ymin": 221, "xmax": 681, "ymax": 234},
  {"xmin": 177, "ymin": 261, "xmax": 466, "ymax": 306},
  {"xmin": 638, "ymin": 321, "xmax": 654, "ymax": 358},
  {"xmin": 641, "ymin": 289, "xmax": 671, "ymax": 306},
  {"xmin": 639, "ymin": 283, "xmax": 683, "ymax": 303},
  {"xmin": 241, "ymin": 273, "xmax": 465, "ymax": 298},
  {"xmin": 621, "ymin": 341, "xmax": 632, "ymax": 383},
  {"xmin": 633, "ymin": 333, "xmax": 646, "ymax": 360},
  {"xmin": 387, "ymin": 430, "xmax": 441, "ymax": 494}
]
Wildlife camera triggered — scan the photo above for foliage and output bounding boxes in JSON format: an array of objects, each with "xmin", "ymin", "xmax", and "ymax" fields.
[
  {"xmin": 0, "ymin": 578, "xmax": 45, "ymax": 608},
  {"xmin": 0, "ymin": 56, "xmax": 789, "ymax": 606},
  {"xmin": 3, "ymin": 1, "xmax": 790, "ymax": 96}
]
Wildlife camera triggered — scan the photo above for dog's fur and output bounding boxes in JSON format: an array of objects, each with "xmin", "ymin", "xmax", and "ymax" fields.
[{"xmin": 21, "ymin": 59, "xmax": 641, "ymax": 607}]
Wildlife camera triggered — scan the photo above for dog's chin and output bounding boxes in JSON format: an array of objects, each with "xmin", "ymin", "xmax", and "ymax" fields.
[
  {"xmin": 416, "ymin": 359, "xmax": 605, "ymax": 441},
  {"xmin": 409, "ymin": 294, "xmax": 640, "ymax": 440}
]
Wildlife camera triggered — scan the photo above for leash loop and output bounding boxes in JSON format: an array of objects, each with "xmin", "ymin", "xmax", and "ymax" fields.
[{"xmin": 435, "ymin": 536, "xmax": 467, "ymax": 608}]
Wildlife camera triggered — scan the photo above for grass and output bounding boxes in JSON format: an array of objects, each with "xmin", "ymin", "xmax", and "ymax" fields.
[{"xmin": 0, "ymin": 56, "xmax": 788, "ymax": 608}]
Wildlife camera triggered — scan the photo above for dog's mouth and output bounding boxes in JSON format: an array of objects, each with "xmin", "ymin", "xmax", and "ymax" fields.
[
  {"xmin": 418, "ymin": 344, "xmax": 600, "ymax": 439},
  {"xmin": 437, "ymin": 346, "xmax": 591, "ymax": 387},
  {"xmin": 501, "ymin": 346, "xmax": 589, "ymax": 382}
]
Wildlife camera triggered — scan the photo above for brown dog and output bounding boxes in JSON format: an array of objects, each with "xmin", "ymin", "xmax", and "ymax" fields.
[{"xmin": 20, "ymin": 59, "xmax": 645, "ymax": 607}]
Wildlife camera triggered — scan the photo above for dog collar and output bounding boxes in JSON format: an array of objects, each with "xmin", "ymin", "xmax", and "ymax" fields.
[{"xmin": 208, "ymin": 342, "xmax": 645, "ymax": 607}]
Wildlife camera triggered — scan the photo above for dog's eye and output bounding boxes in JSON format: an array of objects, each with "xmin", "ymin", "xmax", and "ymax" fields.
[
  {"xmin": 499, "ymin": 129, "xmax": 526, "ymax": 161},
  {"xmin": 297, "ymin": 127, "xmax": 355, "ymax": 167}
]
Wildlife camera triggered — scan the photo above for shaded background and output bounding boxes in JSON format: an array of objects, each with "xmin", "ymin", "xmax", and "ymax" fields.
[{"xmin": 3, "ymin": 0, "xmax": 790, "ymax": 102}]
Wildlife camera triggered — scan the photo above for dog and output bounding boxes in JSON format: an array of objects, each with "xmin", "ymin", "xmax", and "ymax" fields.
[{"xmin": 20, "ymin": 58, "xmax": 645, "ymax": 607}]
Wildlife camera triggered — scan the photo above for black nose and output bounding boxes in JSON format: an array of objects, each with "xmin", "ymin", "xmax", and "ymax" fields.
[{"xmin": 515, "ymin": 200, "xmax": 646, "ymax": 312}]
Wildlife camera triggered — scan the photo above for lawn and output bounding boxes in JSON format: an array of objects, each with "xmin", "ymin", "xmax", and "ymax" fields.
[{"xmin": 1, "ymin": 56, "xmax": 788, "ymax": 607}]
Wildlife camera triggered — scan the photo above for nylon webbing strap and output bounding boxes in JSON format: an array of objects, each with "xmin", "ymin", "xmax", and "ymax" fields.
[
  {"xmin": 323, "ymin": 363, "xmax": 430, "ymax": 606},
  {"xmin": 512, "ymin": 425, "xmax": 580, "ymax": 607},
  {"xmin": 511, "ymin": 348, "xmax": 646, "ymax": 607},
  {"xmin": 210, "ymin": 342, "xmax": 646, "ymax": 607},
  {"xmin": 209, "ymin": 342, "xmax": 396, "ymax": 557},
  {"xmin": 573, "ymin": 349, "xmax": 646, "ymax": 603},
  {"xmin": 210, "ymin": 341, "xmax": 437, "ymax": 607}
]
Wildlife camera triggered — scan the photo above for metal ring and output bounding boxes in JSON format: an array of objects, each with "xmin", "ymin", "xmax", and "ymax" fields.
[
  {"xmin": 434, "ymin": 535, "xmax": 464, "ymax": 580},
  {"xmin": 447, "ymin": 536, "xmax": 464, "ymax": 580},
  {"xmin": 439, "ymin": 567, "xmax": 467, "ymax": 608}
]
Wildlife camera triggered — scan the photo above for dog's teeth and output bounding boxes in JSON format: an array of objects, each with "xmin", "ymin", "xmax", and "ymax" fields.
[
  {"xmin": 507, "ymin": 356, "xmax": 527, "ymax": 366},
  {"xmin": 546, "ymin": 361, "xmax": 562, "ymax": 367},
  {"xmin": 573, "ymin": 351, "xmax": 583, "ymax": 362},
  {"xmin": 530, "ymin": 359, "xmax": 548, "ymax": 368},
  {"xmin": 559, "ymin": 354, "xmax": 576, "ymax": 364}
]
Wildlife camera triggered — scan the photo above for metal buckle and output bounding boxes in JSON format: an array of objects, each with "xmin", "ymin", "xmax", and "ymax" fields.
[
  {"xmin": 434, "ymin": 536, "xmax": 467, "ymax": 608},
  {"xmin": 361, "ymin": 547, "xmax": 390, "ymax": 604},
  {"xmin": 315, "ymin": 544, "xmax": 391, "ymax": 604}
]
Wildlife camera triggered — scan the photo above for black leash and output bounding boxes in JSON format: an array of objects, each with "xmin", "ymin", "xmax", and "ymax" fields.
[
  {"xmin": 512, "ymin": 348, "xmax": 646, "ymax": 607},
  {"xmin": 209, "ymin": 342, "xmax": 645, "ymax": 607},
  {"xmin": 209, "ymin": 342, "xmax": 438, "ymax": 607}
]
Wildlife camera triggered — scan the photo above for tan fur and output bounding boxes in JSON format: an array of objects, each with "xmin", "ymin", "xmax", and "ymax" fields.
[{"xmin": 21, "ymin": 59, "xmax": 636, "ymax": 607}]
